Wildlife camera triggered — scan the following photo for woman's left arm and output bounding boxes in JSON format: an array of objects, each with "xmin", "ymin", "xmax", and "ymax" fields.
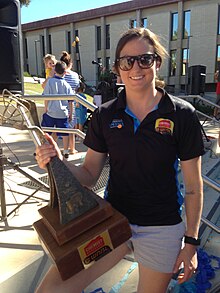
[{"xmin": 173, "ymin": 156, "xmax": 203, "ymax": 283}]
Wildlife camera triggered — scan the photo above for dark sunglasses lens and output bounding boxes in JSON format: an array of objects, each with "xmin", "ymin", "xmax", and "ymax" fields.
[
  {"xmin": 119, "ymin": 57, "xmax": 134, "ymax": 71},
  {"xmin": 139, "ymin": 55, "xmax": 154, "ymax": 68}
]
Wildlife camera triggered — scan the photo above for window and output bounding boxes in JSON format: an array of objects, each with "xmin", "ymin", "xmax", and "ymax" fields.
[
  {"xmin": 76, "ymin": 60, "xmax": 80, "ymax": 74},
  {"xmin": 106, "ymin": 25, "xmax": 110, "ymax": 49},
  {"xmin": 217, "ymin": 45, "xmax": 220, "ymax": 70},
  {"xmin": 170, "ymin": 50, "xmax": 177, "ymax": 76},
  {"xmin": 106, "ymin": 57, "xmax": 110, "ymax": 71},
  {"xmin": 48, "ymin": 34, "xmax": 52, "ymax": 54},
  {"xmin": 130, "ymin": 19, "xmax": 137, "ymax": 28},
  {"xmin": 218, "ymin": 6, "xmax": 220, "ymax": 35},
  {"xmin": 171, "ymin": 12, "xmax": 178, "ymax": 41},
  {"xmin": 182, "ymin": 48, "xmax": 189, "ymax": 75},
  {"xmin": 183, "ymin": 11, "xmax": 191, "ymax": 39},
  {"xmin": 41, "ymin": 35, "xmax": 45, "ymax": 57},
  {"xmin": 75, "ymin": 30, "xmax": 79, "ymax": 53},
  {"xmin": 97, "ymin": 26, "xmax": 101, "ymax": 51},
  {"xmin": 67, "ymin": 31, "xmax": 71, "ymax": 53},
  {"xmin": 141, "ymin": 18, "xmax": 147, "ymax": 28},
  {"xmin": 24, "ymin": 38, "xmax": 28, "ymax": 58}
]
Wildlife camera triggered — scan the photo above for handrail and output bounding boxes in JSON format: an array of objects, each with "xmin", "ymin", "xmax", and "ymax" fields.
[
  {"xmin": 201, "ymin": 216, "xmax": 220, "ymax": 234},
  {"xmin": 202, "ymin": 174, "xmax": 220, "ymax": 192},
  {"xmin": 178, "ymin": 94, "xmax": 220, "ymax": 110},
  {"xmin": 178, "ymin": 94, "xmax": 220, "ymax": 125},
  {"xmin": 23, "ymin": 94, "xmax": 97, "ymax": 112},
  {"xmin": 41, "ymin": 127, "xmax": 86, "ymax": 139},
  {"xmin": 201, "ymin": 175, "xmax": 220, "ymax": 234}
]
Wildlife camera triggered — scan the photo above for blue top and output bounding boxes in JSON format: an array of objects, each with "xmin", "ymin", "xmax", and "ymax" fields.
[{"xmin": 43, "ymin": 75, "xmax": 74, "ymax": 119}]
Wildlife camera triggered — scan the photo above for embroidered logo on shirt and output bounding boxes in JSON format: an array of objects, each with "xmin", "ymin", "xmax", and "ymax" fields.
[
  {"xmin": 155, "ymin": 118, "xmax": 174, "ymax": 135},
  {"xmin": 110, "ymin": 119, "xmax": 124, "ymax": 129}
]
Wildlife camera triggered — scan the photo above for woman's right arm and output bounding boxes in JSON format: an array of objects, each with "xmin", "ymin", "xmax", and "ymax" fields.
[{"xmin": 35, "ymin": 133, "xmax": 107, "ymax": 188}]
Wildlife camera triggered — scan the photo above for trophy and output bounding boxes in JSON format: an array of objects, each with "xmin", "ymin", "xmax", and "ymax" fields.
[{"xmin": 0, "ymin": 90, "xmax": 132, "ymax": 280}]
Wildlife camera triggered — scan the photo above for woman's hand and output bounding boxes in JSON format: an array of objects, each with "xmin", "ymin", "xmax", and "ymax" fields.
[
  {"xmin": 35, "ymin": 133, "xmax": 63, "ymax": 169},
  {"xmin": 173, "ymin": 244, "xmax": 198, "ymax": 284}
]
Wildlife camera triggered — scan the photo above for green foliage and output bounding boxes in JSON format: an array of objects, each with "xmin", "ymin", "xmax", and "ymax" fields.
[
  {"xmin": 23, "ymin": 71, "xmax": 31, "ymax": 77},
  {"xmin": 99, "ymin": 70, "xmax": 116, "ymax": 85},
  {"xmin": 19, "ymin": 0, "xmax": 31, "ymax": 7},
  {"xmin": 194, "ymin": 102, "xmax": 213, "ymax": 116}
]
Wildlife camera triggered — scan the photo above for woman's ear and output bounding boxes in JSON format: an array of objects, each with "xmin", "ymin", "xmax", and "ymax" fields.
[{"xmin": 156, "ymin": 55, "xmax": 162, "ymax": 70}]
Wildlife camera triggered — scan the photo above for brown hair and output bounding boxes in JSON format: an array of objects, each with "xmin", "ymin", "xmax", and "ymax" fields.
[
  {"xmin": 60, "ymin": 51, "xmax": 72, "ymax": 68},
  {"xmin": 114, "ymin": 28, "xmax": 168, "ymax": 88},
  {"xmin": 55, "ymin": 61, "xmax": 66, "ymax": 75}
]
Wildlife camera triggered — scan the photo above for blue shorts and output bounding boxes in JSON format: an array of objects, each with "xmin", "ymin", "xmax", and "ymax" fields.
[
  {"xmin": 127, "ymin": 221, "xmax": 185, "ymax": 273},
  {"xmin": 41, "ymin": 113, "xmax": 69, "ymax": 136}
]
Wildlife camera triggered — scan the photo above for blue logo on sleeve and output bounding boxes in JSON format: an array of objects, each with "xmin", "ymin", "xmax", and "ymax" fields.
[{"xmin": 110, "ymin": 119, "xmax": 124, "ymax": 129}]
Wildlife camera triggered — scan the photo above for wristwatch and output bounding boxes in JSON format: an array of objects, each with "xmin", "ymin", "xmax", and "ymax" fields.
[{"xmin": 184, "ymin": 235, "xmax": 201, "ymax": 246}]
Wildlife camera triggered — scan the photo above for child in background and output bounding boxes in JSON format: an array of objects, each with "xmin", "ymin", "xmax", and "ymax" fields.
[
  {"xmin": 60, "ymin": 51, "xmax": 80, "ymax": 154},
  {"xmin": 42, "ymin": 54, "xmax": 57, "ymax": 89},
  {"xmin": 41, "ymin": 61, "xmax": 74, "ymax": 158},
  {"xmin": 75, "ymin": 81, "xmax": 87, "ymax": 134}
]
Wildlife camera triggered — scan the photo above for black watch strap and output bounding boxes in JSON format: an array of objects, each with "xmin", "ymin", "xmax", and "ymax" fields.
[{"xmin": 184, "ymin": 235, "xmax": 201, "ymax": 246}]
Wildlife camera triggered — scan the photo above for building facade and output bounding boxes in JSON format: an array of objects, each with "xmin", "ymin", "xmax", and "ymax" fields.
[{"xmin": 22, "ymin": 0, "xmax": 220, "ymax": 93}]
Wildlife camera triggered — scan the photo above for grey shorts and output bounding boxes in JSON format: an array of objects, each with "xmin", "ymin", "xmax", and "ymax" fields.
[{"xmin": 127, "ymin": 221, "xmax": 185, "ymax": 273}]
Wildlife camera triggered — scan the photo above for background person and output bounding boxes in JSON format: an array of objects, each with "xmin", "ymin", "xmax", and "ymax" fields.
[
  {"xmin": 35, "ymin": 27, "xmax": 204, "ymax": 293},
  {"xmin": 60, "ymin": 51, "xmax": 80, "ymax": 154},
  {"xmin": 75, "ymin": 81, "xmax": 88, "ymax": 134},
  {"xmin": 42, "ymin": 54, "xmax": 57, "ymax": 89},
  {"xmin": 41, "ymin": 61, "xmax": 74, "ymax": 158}
]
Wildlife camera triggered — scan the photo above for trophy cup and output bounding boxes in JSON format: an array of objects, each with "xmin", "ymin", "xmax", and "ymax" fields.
[{"xmin": 0, "ymin": 90, "xmax": 132, "ymax": 280}]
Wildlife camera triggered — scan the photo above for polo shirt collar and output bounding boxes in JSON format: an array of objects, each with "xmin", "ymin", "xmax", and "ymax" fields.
[{"xmin": 116, "ymin": 87, "xmax": 176, "ymax": 114}]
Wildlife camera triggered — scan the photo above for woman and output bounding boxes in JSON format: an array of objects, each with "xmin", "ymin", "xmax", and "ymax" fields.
[
  {"xmin": 35, "ymin": 28, "xmax": 204, "ymax": 293},
  {"xmin": 60, "ymin": 51, "xmax": 80, "ymax": 155}
]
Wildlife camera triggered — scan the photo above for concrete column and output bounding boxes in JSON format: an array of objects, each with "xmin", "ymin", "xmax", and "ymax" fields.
[{"xmin": 136, "ymin": 9, "xmax": 141, "ymax": 27}]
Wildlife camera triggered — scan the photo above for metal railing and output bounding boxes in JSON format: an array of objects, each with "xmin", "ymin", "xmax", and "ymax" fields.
[
  {"xmin": 4, "ymin": 93, "xmax": 220, "ymax": 234},
  {"xmin": 178, "ymin": 94, "xmax": 220, "ymax": 126},
  {"xmin": 202, "ymin": 174, "xmax": 220, "ymax": 234}
]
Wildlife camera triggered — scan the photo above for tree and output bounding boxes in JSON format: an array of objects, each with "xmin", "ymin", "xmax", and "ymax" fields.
[{"xmin": 19, "ymin": 0, "xmax": 31, "ymax": 7}]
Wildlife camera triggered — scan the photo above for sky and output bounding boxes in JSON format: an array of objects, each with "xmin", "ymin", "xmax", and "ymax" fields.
[{"xmin": 21, "ymin": 0, "xmax": 129, "ymax": 24}]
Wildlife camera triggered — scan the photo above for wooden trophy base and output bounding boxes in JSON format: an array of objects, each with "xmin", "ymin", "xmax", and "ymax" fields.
[
  {"xmin": 38, "ymin": 192, "xmax": 113, "ymax": 245},
  {"xmin": 34, "ymin": 207, "xmax": 132, "ymax": 281}
]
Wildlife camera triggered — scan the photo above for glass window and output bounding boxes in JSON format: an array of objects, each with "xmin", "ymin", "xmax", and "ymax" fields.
[
  {"xmin": 106, "ymin": 57, "xmax": 110, "ymax": 71},
  {"xmin": 97, "ymin": 26, "xmax": 101, "ymax": 51},
  {"xmin": 141, "ymin": 18, "xmax": 147, "ymax": 28},
  {"xmin": 218, "ymin": 6, "xmax": 220, "ymax": 35},
  {"xmin": 182, "ymin": 48, "xmax": 189, "ymax": 75},
  {"xmin": 106, "ymin": 24, "xmax": 110, "ymax": 49},
  {"xmin": 183, "ymin": 11, "xmax": 191, "ymax": 39},
  {"xmin": 170, "ymin": 50, "xmax": 177, "ymax": 76},
  {"xmin": 76, "ymin": 60, "xmax": 80, "ymax": 74},
  {"xmin": 171, "ymin": 12, "xmax": 178, "ymax": 41},
  {"xmin": 67, "ymin": 31, "xmax": 71, "ymax": 54},
  {"xmin": 41, "ymin": 35, "xmax": 45, "ymax": 57},
  {"xmin": 130, "ymin": 19, "xmax": 137, "ymax": 28},
  {"xmin": 48, "ymin": 34, "xmax": 52, "ymax": 54},
  {"xmin": 75, "ymin": 30, "xmax": 79, "ymax": 54},
  {"xmin": 217, "ymin": 45, "xmax": 220, "ymax": 70},
  {"xmin": 25, "ymin": 38, "xmax": 28, "ymax": 58}
]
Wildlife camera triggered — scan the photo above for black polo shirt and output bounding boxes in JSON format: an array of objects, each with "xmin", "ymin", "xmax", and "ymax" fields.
[{"xmin": 84, "ymin": 88, "xmax": 205, "ymax": 226}]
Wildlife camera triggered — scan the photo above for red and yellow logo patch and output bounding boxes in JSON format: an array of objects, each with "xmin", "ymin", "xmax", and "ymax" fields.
[
  {"xmin": 78, "ymin": 231, "xmax": 113, "ymax": 268},
  {"xmin": 155, "ymin": 118, "xmax": 174, "ymax": 135}
]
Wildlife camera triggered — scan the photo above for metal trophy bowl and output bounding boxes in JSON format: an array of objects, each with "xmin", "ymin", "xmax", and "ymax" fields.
[{"xmin": 0, "ymin": 90, "xmax": 132, "ymax": 280}]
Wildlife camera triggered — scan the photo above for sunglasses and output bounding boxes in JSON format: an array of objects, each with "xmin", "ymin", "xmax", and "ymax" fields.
[{"xmin": 116, "ymin": 53, "xmax": 159, "ymax": 71}]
